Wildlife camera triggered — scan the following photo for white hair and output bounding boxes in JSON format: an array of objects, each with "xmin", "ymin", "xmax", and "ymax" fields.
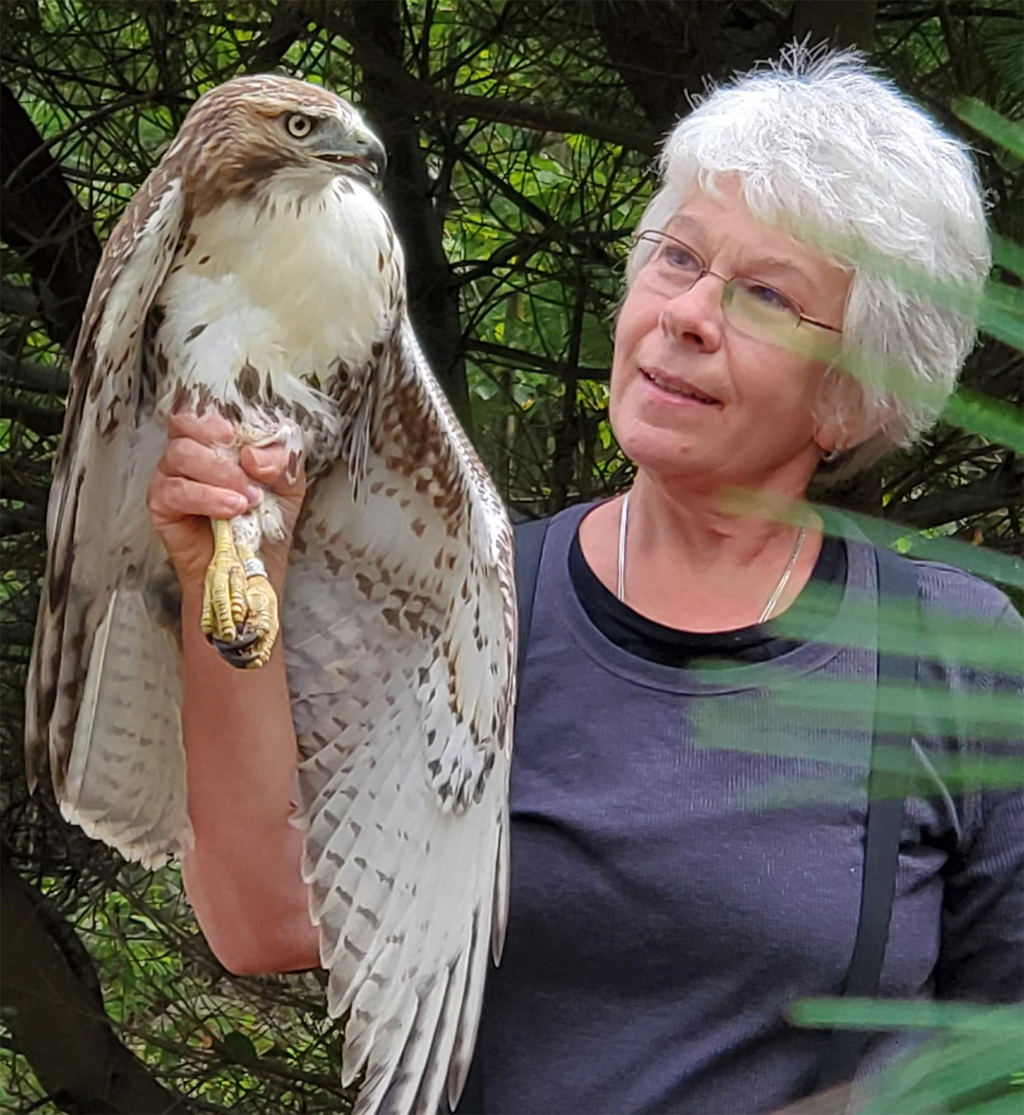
[{"xmin": 627, "ymin": 44, "xmax": 991, "ymax": 473}]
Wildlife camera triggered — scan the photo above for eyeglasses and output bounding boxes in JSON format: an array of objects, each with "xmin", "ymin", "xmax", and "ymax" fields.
[{"xmin": 633, "ymin": 229, "xmax": 843, "ymax": 342}]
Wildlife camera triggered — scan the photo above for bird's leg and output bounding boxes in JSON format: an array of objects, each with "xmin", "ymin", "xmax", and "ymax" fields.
[
  {"xmin": 231, "ymin": 539, "xmax": 279, "ymax": 669},
  {"xmin": 201, "ymin": 518, "xmax": 248, "ymax": 649},
  {"xmin": 200, "ymin": 517, "xmax": 279, "ymax": 669},
  {"xmin": 200, "ymin": 421, "xmax": 299, "ymax": 668}
]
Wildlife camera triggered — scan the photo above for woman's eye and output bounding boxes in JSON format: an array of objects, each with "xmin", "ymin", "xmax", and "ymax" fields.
[
  {"xmin": 286, "ymin": 114, "xmax": 314, "ymax": 138},
  {"xmin": 662, "ymin": 245, "xmax": 701, "ymax": 271},
  {"xmin": 747, "ymin": 282, "xmax": 797, "ymax": 312}
]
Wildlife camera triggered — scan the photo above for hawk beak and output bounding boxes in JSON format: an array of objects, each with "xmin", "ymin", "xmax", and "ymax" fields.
[{"xmin": 314, "ymin": 123, "xmax": 387, "ymax": 189}]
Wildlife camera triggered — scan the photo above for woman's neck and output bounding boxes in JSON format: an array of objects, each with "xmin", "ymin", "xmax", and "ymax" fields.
[
  {"xmin": 629, "ymin": 468, "xmax": 812, "ymax": 568},
  {"xmin": 578, "ymin": 467, "xmax": 823, "ymax": 632}
]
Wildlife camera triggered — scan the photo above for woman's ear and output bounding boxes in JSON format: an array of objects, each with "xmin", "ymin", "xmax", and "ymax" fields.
[{"xmin": 814, "ymin": 366, "xmax": 885, "ymax": 457}]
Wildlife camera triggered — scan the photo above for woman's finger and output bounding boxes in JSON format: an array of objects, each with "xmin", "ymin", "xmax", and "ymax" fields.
[
  {"xmin": 149, "ymin": 473, "xmax": 250, "ymax": 523},
  {"xmin": 167, "ymin": 410, "xmax": 236, "ymax": 447},
  {"xmin": 159, "ymin": 437, "xmax": 260, "ymax": 501},
  {"xmin": 239, "ymin": 444, "xmax": 306, "ymax": 497}
]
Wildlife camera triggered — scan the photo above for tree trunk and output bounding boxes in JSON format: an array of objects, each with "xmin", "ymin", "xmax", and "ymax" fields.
[
  {"xmin": 1, "ymin": 852, "xmax": 191, "ymax": 1114},
  {"xmin": 1, "ymin": 82, "xmax": 101, "ymax": 351},
  {"xmin": 592, "ymin": 0, "xmax": 710, "ymax": 132},
  {"xmin": 549, "ymin": 290, "xmax": 586, "ymax": 513},
  {"xmin": 592, "ymin": 0, "xmax": 786, "ymax": 132},
  {"xmin": 347, "ymin": 0, "xmax": 472, "ymax": 428},
  {"xmin": 791, "ymin": 0, "xmax": 877, "ymax": 51}
]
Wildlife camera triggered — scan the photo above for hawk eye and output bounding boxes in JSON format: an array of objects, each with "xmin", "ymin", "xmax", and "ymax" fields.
[{"xmin": 286, "ymin": 114, "xmax": 314, "ymax": 138}]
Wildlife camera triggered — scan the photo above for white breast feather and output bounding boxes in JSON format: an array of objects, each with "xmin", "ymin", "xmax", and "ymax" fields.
[{"xmin": 157, "ymin": 180, "xmax": 400, "ymax": 416}]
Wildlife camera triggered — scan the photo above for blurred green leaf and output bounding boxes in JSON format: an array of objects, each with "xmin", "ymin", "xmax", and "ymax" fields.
[
  {"xmin": 941, "ymin": 389, "xmax": 1024, "ymax": 455},
  {"xmin": 953, "ymin": 97, "xmax": 1024, "ymax": 160},
  {"xmin": 791, "ymin": 1003, "xmax": 1023, "ymax": 1115},
  {"xmin": 864, "ymin": 1030, "xmax": 1021, "ymax": 1115},
  {"xmin": 790, "ymin": 999, "xmax": 1020, "ymax": 1032},
  {"xmin": 721, "ymin": 493, "xmax": 1024, "ymax": 589},
  {"xmin": 992, "ymin": 233, "xmax": 1024, "ymax": 281},
  {"xmin": 753, "ymin": 757, "xmax": 1024, "ymax": 810},
  {"xmin": 771, "ymin": 584, "xmax": 1024, "ymax": 675}
]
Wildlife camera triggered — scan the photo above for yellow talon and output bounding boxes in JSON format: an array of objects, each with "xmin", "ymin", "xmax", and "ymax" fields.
[
  {"xmin": 238, "ymin": 569, "xmax": 279, "ymax": 669},
  {"xmin": 201, "ymin": 519, "xmax": 280, "ymax": 669}
]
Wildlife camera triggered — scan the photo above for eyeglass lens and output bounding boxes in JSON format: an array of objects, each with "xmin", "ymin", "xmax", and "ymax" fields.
[{"xmin": 642, "ymin": 235, "xmax": 802, "ymax": 339}]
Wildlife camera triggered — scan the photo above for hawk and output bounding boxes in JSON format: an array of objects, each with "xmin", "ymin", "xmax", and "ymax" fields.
[{"xmin": 25, "ymin": 74, "xmax": 516, "ymax": 1115}]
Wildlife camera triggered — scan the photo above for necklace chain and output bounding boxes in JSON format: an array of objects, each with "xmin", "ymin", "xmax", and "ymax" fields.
[{"xmin": 615, "ymin": 491, "xmax": 807, "ymax": 624}]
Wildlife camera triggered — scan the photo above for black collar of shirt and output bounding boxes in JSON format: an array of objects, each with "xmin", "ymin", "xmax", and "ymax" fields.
[{"xmin": 567, "ymin": 528, "xmax": 848, "ymax": 669}]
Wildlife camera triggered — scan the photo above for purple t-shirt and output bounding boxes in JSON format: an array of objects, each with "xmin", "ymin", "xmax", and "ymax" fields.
[{"xmin": 457, "ymin": 502, "xmax": 1023, "ymax": 1114}]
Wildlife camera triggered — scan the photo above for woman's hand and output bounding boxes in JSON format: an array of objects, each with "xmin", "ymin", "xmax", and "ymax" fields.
[{"xmin": 148, "ymin": 412, "xmax": 307, "ymax": 588}]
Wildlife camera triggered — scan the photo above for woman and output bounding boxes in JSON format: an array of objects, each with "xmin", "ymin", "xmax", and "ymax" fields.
[{"xmin": 149, "ymin": 49, "xmax": 1022, "ymax": 1114}]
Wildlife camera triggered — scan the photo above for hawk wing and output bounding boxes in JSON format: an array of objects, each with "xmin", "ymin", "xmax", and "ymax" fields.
[
  {"xmin": 25, "ymin": 163, "xmax": 193, "ymax": 865},
  {"xmin": 285, "ymin": 321, "xmax": 516, "ymax": 1115}
]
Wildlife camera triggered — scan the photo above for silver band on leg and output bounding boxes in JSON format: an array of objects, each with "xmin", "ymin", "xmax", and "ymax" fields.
[{"xmin": 243, "ymin": 557, "xmax": 267, "ymax": 579}]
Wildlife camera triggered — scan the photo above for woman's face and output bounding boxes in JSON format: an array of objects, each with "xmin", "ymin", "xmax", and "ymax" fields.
[{"xmin": 610, "ymin": 178, "xmax": 852, "ymax": 490}]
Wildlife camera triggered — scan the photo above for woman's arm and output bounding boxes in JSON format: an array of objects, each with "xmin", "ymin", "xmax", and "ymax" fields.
[
  {"xmin": 935, "ymin": 784, "xmax": 1023, "ymax": 1002},
  {"xmin": 148, "ymin": 411, "xmax": 319, "ymax": 975},
  {"xmin": 934, "ymin": 601, "xmax": 1024, "ymax": 1003},
  {"xmin": 179, "ymin": 580, "xmax": 320, "ymax": 974}
]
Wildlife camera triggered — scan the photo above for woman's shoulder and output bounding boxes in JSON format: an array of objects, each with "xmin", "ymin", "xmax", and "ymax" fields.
[
  {"xmin": 906, "ymin": 560, "xmax": 1021, "ymax": 765},
  {"xmin": 909, "ymin": 558, "xmax": 1022, "ymax": 630},
  {"xmin": 904, "ymin": 560, "xmax": 1020, "ymax": 853}
]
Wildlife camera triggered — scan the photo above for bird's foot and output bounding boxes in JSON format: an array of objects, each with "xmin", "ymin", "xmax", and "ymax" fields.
[{"xmin": 201, "ymin": 519, "xmax": 279, "ymax": 669}]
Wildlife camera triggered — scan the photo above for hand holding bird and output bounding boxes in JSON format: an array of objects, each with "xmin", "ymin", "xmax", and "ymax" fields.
[{"xmin": 147, "ymin": 410, "xmax": 306, "ymax": 588}]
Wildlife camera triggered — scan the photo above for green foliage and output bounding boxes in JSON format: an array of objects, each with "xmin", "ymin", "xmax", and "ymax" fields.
[
  {"xmin": 790, "ymin": 1001, "xmax": 1024, "ymax": 1115},
  {"xmin": 954, "ymin": 96, "xmax": 1024, "ymax": 160},
  {"xmin": 1, "ymin": 2, "xmax": 1022, "ymax": 1114}
]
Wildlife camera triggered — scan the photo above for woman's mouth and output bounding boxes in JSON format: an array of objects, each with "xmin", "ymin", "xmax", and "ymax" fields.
[{"xmin": 640, "ymin": 368, "xmax": 721, "ymax": 406}]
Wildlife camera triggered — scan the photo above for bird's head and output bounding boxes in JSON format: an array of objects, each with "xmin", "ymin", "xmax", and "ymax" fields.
[{"xmin": 178, "ymin": 74, "xmax": 387, "ymax": 201}]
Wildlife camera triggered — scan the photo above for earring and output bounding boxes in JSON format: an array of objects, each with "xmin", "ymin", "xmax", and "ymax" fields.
[{"xmin": 822, "ymin": 447, "xmax": 845, "ymax": 463}]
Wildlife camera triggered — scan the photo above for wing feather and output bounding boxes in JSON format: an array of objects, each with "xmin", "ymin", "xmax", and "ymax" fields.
[
  {"xmin": 446, "ymin": 903, "xmax": 491, "ymax": 1108},
  {"xmin": 25, "ymin": 167, "xmax": 190, "ymax": 863},
  {"xmin": 409, "ymin": 944, "xmax": 470, "ymax": 1113},
  {"xmin": 285, "ymin": 321, "xmax": 515, "ymax": 1114}
]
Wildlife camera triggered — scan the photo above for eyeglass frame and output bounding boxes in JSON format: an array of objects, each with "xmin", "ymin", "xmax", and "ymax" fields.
[{"xmin": 632, "ymin": 228, "xmax": 844, "ymax": 337}]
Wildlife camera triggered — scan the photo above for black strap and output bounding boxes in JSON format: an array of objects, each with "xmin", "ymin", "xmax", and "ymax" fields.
[
  {"xmin": 816, "ymin": 546, "xmax": 920, "ymax": 1090},
  {"xmin": 513, "ymin": 518, "xmax": 551, "ymax": 680}
]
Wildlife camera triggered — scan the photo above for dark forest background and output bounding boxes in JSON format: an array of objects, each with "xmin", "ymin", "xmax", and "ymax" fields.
[{"xmin": 1, "ymin": 1, "xmax": 1021, "ymax": 1112}]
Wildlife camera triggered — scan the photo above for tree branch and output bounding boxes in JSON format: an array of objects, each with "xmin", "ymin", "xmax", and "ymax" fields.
[
  {"xmin": 466, "ymin": 339, "xmax": 608, "ymax": 381},
  {"xmin": 443, "ymin": 88, "xmax": 658, "ymax": 154},
  {"xmin": 1, "ymin": 279, "xmax": 42, "ymax": 319},
  {"xmin": 1, "ymin": 393, "xmax": 65, "ymax": 436},
  {"xmin": 0, "ymin": 82, "xmax": 101, "ymax": 349},
  {"xmin": 890, "ymin": 458, "xmax": 1023, "ymax": 528},
  {"xmin": 1, "ymin": 505, "xmax": 46, "ymax": 537},
  {"xmin": 1, "ymin": 851, "xmax": 192, "ymax": 1114},
  {"xmin": 294, "ymin": 1, "xmax": 658, "ymax": 153},
  {"xmin": 0, "ymin": 352, "xmax": 70, "ymax": 397},
  {"xmin": 242, "ymin": 3, "xmax": 308, "ymax": 72}
]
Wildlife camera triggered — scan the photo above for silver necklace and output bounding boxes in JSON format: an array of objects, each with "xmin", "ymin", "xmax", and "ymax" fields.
[{"xmin": 616, "ymin": 490, "xmax": 807, "ymax": 624}]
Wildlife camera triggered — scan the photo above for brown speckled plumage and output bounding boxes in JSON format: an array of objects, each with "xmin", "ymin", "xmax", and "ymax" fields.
[{"xmin": 26, "ymin": 74, "xmax": 516, "ymax": 1115}]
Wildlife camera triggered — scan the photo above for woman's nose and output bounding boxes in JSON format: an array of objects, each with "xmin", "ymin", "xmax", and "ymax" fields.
[{"xmin": 658, "ymin": 274, "xmax": 725, "ymax": 351}]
